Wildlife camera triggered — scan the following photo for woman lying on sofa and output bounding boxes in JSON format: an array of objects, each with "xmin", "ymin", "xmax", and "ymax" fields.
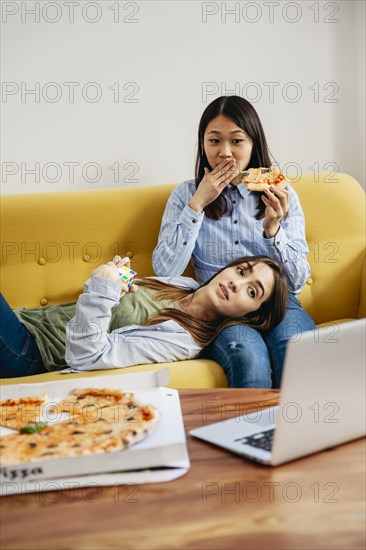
[{"xmin": 0, "ymin": 255, "xmax": 288, "ymax": 378}]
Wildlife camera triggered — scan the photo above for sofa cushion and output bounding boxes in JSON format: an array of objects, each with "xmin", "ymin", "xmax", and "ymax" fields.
[{"xmin": 0, "ymin": 359, "xmax": 228, "ymax": 388}]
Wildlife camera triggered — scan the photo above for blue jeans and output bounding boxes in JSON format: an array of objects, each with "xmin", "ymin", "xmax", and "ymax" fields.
[
  {"xmin": 206, "ymin": 294, "xmax": 316, "ymax": 388},
  {"xmin": 0, "ymin": 293, "xmax": 47, "ymax": 378}
]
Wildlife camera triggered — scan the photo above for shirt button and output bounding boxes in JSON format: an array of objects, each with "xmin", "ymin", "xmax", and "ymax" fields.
[
  {"xmin": 183, "ymin": 241, "xmax": 187, "ymax": 246},
  {"xmin": 232, "ymin": 200, "xmax": 237, "ymax": 205},
  {"xmin": 40, "ymin": 298, "xmax": 48, "ymax": 306},
  {"xmin": 276, "ymin": 242, "xmax": 280, "ymax": 246},
  {"xmin": 38, "ymin": 258, "xmax": 46, "ymax": 265},
  {"xmin": 234, "ymin": 240, "xmax": 239, "ymax": 245},
  {"xmin": 233, "ymin": 220, "xmax": 238, "ymax": 224},
  {"xmin": 306, "ymin": 278, "xmax": 314, "ymax": 285},
  {"xmin": 192, "ymin": 219, "xmax": 197, "ymax": 223}
]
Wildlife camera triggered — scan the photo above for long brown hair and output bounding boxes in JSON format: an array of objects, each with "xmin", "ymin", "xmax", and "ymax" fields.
[
  {"xmin": 137, "ymin": 256, "xmax": 288, "ymax": 347},
  {"xmin": 195, "ymin": 95, "xmax": 277, "ymax": 220}
]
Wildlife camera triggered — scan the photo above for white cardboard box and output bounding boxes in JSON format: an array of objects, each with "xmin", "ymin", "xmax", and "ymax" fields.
[{"xmin": 0, "ymin": 369, "xmax": 190, "ymax": 495}]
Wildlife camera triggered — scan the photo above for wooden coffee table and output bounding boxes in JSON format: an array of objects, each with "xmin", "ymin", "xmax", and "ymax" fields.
[{"xmin": 1, "ymin": 389, "xmax": 365, "ymax": 550}]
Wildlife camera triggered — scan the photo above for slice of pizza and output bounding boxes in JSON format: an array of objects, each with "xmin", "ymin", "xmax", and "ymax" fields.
[
  {"xmin": 49, "ymin": 388, "xmax": 135, "ymax": 417},
  {"xmin": 241, "ymin": 166, "xmax": 290, "ymax": 192},
  {"xmin": 0, "ymin": 394, "xmax": 48, "ymax": 430},
  {"xmin": 0, "ymin": 402, "xmax": 160, "ymax": 465}
]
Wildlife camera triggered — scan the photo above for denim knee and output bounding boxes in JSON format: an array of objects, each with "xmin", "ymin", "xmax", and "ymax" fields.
[
  {"xmin": 264, "ymin": 294, "xmax": 316, "ymax": 387},
  {"xmin": 207, "ymin": 324, "xmax": 272, "ymax": 389}
]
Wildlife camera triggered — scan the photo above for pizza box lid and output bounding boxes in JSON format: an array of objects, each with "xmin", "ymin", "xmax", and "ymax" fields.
[{"xmin": 0, "ymin": 369, "xmax": 190, "ymax": 494}]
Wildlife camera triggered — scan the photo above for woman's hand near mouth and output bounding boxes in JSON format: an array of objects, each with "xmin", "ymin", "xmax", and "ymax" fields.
[{"xmin": 188, "ymin": 158, "xmax": 237, "ymax": 213}]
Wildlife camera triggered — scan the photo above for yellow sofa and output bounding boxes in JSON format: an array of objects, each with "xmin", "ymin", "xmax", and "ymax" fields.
[{"xmin": 1, "ymin": 173, "xmax": 365, "ymax": 387}]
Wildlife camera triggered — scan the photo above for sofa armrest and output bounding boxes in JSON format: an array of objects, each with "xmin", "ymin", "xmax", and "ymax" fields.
[{"xmin": 357, "ymin": 254, "xmax": 366, "ymax": 319}]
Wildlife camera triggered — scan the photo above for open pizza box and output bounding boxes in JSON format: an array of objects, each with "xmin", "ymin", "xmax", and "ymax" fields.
[{"xmin": 0, "ymin": 369, "xmax": 190, "ymax": 495}]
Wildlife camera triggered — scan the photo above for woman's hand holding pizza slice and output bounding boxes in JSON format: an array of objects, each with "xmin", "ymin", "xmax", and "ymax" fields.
[
  {"xmin": 240, "ymin": 166, "xmax": 290, "ymax": 238},
  {"xmin": 262, "ymin": 185, "xmax": 290, "ymax": 238}
]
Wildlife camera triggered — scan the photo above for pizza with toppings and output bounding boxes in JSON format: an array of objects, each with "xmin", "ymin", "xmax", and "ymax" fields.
[
  {"xmin": 241, "ymin": 166, "xmax": 290, "ymax": 192},
  {"xmin": 0, "ymin": 389, "xmax": 160, "ymax": 465}
]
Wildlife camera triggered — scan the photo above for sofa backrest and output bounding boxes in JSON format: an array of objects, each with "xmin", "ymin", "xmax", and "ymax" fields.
[
  {"xmin": 290, "ymin": 173, "xmax": 365, "ymax": 323},
  {"xmin": 1, "ymin": 185, "xmax": 172, "ymax": 309},
  {"xmin": 1, "ymin": 173, "xmax": 365, "ymax": 325}
]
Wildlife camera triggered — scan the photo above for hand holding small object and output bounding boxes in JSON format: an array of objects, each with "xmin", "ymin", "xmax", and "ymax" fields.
[
  {"xmin": 112, "ymin": 255, "xmax": 131, "ymax": 268},
  {"xmin": 92, "ymin": 259, "xmax": 138, "ymax": 294}
]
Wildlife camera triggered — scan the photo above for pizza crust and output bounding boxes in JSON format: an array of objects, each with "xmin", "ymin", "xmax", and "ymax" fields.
[
  {"xmin": 49, "ymin": 387, "xmax": 135, "ymax": 416},
  {"xmin": 0, "ymin": 394, "xmax": 48, "ymax": 430},
  {"xmin": 246, "ymin": 180, "xmax": 288, "ymax": 192}
]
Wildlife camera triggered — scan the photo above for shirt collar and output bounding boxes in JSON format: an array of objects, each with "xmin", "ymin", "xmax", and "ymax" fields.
[{"xmin": 228, "ymin": 182, "xmax": 251, "ymax": 199}]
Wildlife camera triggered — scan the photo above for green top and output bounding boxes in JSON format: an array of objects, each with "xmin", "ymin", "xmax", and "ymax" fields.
[{"xmin": 14, "ymin": 285, "xmax": 180, "ymax": 370}]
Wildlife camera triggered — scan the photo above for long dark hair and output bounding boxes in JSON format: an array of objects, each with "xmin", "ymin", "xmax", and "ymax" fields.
[
  {"xmin": 137, "ymin": 256, "xmax": 289, "ymax": 347},
  {"xmin": 195, "ymin": 95, "xmax": 276, "ymax": 220}
]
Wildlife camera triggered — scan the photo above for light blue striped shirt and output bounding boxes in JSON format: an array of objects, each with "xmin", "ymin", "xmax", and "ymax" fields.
[
  {"xmin": 152, "ymin": 180, "xmax": 311, "ymax": 294},
  {"xmin": 65, "ymin": 276, "xmax": 202, "ymax": 371}
]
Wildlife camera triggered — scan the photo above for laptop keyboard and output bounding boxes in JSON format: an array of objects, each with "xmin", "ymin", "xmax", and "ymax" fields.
[{"xmin": 234, "ymin": 428, "xmax": 275, "ymax": 452}]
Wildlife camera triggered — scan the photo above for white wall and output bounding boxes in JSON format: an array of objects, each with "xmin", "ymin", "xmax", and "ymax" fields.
[{"xmin": 1, "ymin": 0, "xmax": 365, "ymax": 195}]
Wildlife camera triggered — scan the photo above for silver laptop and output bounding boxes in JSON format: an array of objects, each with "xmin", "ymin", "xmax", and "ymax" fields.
[{"xmin": 190, "ymin": 318, "xmax": 366, "ymax": 466}]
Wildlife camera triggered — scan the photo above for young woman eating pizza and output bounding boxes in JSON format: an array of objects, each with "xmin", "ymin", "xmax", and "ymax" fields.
[
  {"xmin": 152, "ymin": 95, "xmax": 316, "ymax": 388},
  {"xmin": 0, "ymin": 255, "xmax": 288, "ymax": 378}
]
